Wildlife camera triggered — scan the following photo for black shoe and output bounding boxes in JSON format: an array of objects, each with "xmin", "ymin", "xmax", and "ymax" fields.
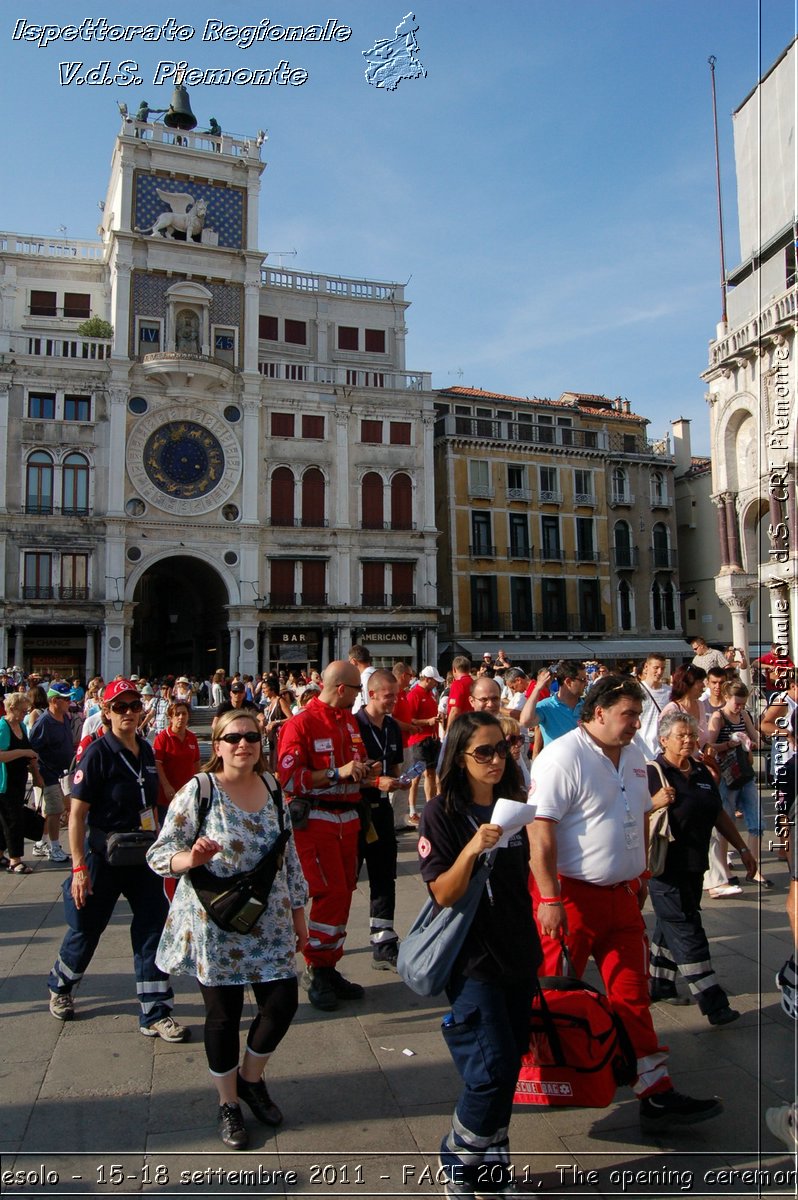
[
  {"xmin": 302, "ymin": 966, "xmax": 338, "ymax": 1012},
  {"xmin": 650, "ymin": 985, "xmax": 690, "ymax": 1006},
  {"xmin": 329, "ymin": 968, "xmax": 365, "ymax": 999},
  {"xmin": 708, "ymin": 1006, "xmax": 741, "ymax": 1027},
  {"xmin": 372, "ymin": 943, "xmax": 399, "ymax": 972},
  {"xmin": 218, "ymin": 1103, "xmax": 248, "ymax": 1149},
  {"xmin": 640, "ymin": 1088, "xmax": 723, "ymax": 1133},
  {"xmin": 237, "ymin": 1073, "xmax": 283, "ymax": 1126}
]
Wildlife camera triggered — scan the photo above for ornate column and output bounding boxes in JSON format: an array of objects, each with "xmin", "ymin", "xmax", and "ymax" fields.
[
  {"xmin": 0, "ymin": 625, "xmax": 7, "ymax": 670},
  {"xmin": 722, "ymin": 491, "xmax": 742, "ymax": 568},
  {"xmin": 719, "ymin": 591, "xmax": 755, "ymax": 686},
  {"xmin": 0, "ymin": 385, "xmax": 9, "ymax": 514},
  {"xmin": 788, "ymin": 476, "xmax": 798, "ymax": 555},
  {"xmin": 712, "ymin": 495, "xmax": 730, "ymax": 567},
  {"xmin": 13, "ymin": 626, "xmax": 24, "ymax": 670}
]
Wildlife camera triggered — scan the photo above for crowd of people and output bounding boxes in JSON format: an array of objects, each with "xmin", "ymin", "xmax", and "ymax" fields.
[{"xmin": 0, "ymin": 636, "xmax": 794, "ymax": 1184}]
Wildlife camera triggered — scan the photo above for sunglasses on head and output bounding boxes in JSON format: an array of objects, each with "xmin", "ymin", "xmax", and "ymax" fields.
[
  {"xmin": 465, "ymin": 740, "xmax": 509, "ymax": 764},
  {"xmin": 109, "ymin": 699, "xmax": 143, "ymax": 714},
  {"xmin": 218, "ymin": 730, "xmax": 261, "ymax": 745}
]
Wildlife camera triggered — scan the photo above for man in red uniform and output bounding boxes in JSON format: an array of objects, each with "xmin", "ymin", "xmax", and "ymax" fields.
[
  {"xmin": 404, "ymin": 666, "xmax": 443, "ymax": 826},
  {"xmin": 446, "ymin": 655, "xmax": 473, "ymax": 727},
  {"xmin": 277, "ymin": 660, "xmax": 369, "ymax": 1012}
]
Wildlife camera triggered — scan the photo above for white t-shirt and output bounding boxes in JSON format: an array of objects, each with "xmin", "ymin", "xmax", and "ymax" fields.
[
  {"xmin": 352, "ymin": 666, "xmax": 376, "ymax": 715},
  {"xmin": 633, "ymin": 682, "xmax": 671, "ymax": 758},
  {"xmin": 529, "ymin": 726, "xmax": 651, "ymax": 885}
]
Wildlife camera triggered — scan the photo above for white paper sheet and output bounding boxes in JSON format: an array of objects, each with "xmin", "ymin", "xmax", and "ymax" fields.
[{"xmin": 491, "ymin": 796, "xmax": 537, "ymax": 848}]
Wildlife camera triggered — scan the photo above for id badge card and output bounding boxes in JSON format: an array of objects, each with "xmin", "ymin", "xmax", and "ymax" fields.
[
  {"xmin": 623, "ymin": 809, "xmax": 639, "ymax": 850},
  {"xmin": 140, "ymin": 807, "xmax": 157, "ymax": 832}
]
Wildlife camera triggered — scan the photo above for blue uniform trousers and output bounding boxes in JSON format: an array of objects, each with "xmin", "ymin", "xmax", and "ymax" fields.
[
  {"xmin": 439, "ymin": 974, "xmax": 534, "ymax": 1190},
  {"xmin": 648, "ymin": 873, "xmax": 728, "ymax": 1016},
  {"xmin": 48, "ymin": 848, "xmax": 173, "ymax": 1029}
]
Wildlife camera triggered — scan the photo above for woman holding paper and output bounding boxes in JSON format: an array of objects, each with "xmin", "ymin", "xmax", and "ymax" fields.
[{"xmin": 417, "ymin": 712, "xmax": 541, "ymax": 1199}]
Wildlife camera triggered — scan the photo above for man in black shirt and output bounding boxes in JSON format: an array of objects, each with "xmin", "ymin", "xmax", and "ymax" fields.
[
  {"xmin": 215, "ymin": 681, "xmax": 260, "ymax": 720},
  {"xmin": 355, "ymin": 670, "xmax": 406, "ymax": 970}
]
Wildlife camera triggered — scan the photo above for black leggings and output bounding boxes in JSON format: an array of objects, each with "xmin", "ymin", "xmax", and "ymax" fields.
[{"xmin": 198, "ymin": 977, "xmax": 299, "ymax": 1075}]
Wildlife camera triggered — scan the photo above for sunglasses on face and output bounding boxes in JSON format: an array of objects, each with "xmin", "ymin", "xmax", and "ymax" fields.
[
  {"xmin": 465, "ymin": 741, "xmax": 509, "ymax": 764},
  {"xmin": 506, "ymin": 734, "xmax": 523, "ymax": 746},
  {"xmin": 109, "ymin": 700, "xmax": 143, "ymax": 714},
  {"xmin": 218, "ymin": 731, "xmax": 261, "ymax": 745}
]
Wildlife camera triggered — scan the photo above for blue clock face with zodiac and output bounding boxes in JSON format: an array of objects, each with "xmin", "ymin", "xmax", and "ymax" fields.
[{"xmin": 143, "ymin": 420, "xmax": 225, "ymax": 499}]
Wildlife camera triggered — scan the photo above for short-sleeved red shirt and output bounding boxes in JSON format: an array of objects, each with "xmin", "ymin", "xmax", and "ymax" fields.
[
  {"xmin": 153, "ymin": 727, "xmax": 200, "ymax": 806},
  {"xmin": 447, "ymin": 675, "xmax": 472, "ymax": 721}
]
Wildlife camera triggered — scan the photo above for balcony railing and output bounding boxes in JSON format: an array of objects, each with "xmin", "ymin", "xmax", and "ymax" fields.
[
  {"xmin": 574, "ymin": 549, "xmax": 601, "ymax": 563},
  {"xmin": 613, "ymin": 546, "xmax": 639, "ymax": 568},
  {"xmin": 506, "ymin": 486, "xmax": 533, "ymax": 502},
  {"xmin": 266, "ymin": 593, "xmax": 328, "ymax": 608},
  {"xmin": 24, "ymin": 335, "xmax": 110, "ymax": 361},
  {"xmin": 360, "ymin": 593, "xmax": 417, "ymax": 607},
  {"xmin": 0, "ymin": 232, "xmax": 105, "ymax": 259},
  {"xmin": 25, "ymin": 503, "xmax": 91, "ymax": 517},
  {"xmin": 261, "ymin": 265, "xmax": 403, "ymax": 302},
  {"xmin": 508, "ymin": 546, "xmax": 534, "ymax": 561},
  {"xmin": 467, "ymin": 484, "xmax": 495, "ymax": 500},
  {"xmin": 267, "ymin": 517, "xmax": 330, "ymax": 528},
  {"xmin": 435, "ymin": 414, "xmax": 606, "ymax": 449},
  {"xmin": 539, "ymin": 490, "xmax": 563, "ymax": 504},
  {"xmin": 574, "ymin": 492, "xmax": 596, "ymax": 506},
  {"xmin": 469, "ymin": 544, "xmax": 497, "ymax": 559},
  {"xmin": 360, "ymin": 521, "xmax": 417, "ymax": 531},
  {"xmin": 650, "ymin": 548, "xmax": 677, "ymax": 570},
  {"xmin": 539, "ymin": 547, "xmax": 565, "ymax": 562},
  {"xmin": 22, "ymin": 586, "xmax": 91, "ymax": 601},
  {"xmin": 469, "ymin": 612, "xmax": 607, "ymax": 635},
  {"xmin": 649, "ymin": 492, "xmax": 672, "ymax": 509},
  {"xmin": 259, "ymin": 360, "xmax": 431, "ymax": 391},
  {"xmin": 609, "ymin": 490, "xmax": 635, "ymax": 506}
]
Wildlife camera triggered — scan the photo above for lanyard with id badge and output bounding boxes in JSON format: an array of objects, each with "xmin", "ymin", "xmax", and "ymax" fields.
[{"xmin": 103, "ymin": 749, "xmax": 158, "ymax": 866}]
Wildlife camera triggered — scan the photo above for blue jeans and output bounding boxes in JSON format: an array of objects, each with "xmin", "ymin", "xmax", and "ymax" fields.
[
  {"xmin": 48, "ymin": 848, "xmax": 173, "ymax": 1028},
  {"xmin": 439, "ymin": 974, "xmax": 534, "ymax": 1188},
  {"xmin": 719, "ymin": 778, "xmax": 762, "ymax": 837}
]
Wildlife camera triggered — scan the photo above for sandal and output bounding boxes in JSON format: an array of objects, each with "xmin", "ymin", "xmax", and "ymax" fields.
[{"xmin": 8, "ymin": 862, "xmax": 33, "ymax": 874}]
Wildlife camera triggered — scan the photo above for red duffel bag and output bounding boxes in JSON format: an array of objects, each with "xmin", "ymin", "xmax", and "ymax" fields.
[{"xmin": 515, "ymin": 970, "xmax": 637, "ymax": 1108}]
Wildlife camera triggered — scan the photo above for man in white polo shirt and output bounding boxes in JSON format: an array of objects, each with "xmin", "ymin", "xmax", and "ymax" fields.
[{"xmin": 528, "ymin": 675, "xmax": 723, "ymax": 1135}]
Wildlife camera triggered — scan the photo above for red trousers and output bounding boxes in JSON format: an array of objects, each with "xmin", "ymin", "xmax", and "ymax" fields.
[
  {"xmin": 294, "ymin": 810, "xmax": 360, "ymax": 968},
  {"xmin": 534, "ymin": 876, "xmax": 671, "ymax": 1098}
]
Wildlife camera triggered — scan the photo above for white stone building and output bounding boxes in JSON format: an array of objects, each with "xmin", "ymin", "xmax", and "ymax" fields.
[
  {"xmin": 0, "ymin": 110, "xmax": 438, "ymax": 680},
  {"xmin": 702, "ymin": 39, "xmax": 797, "ymax": 664}
]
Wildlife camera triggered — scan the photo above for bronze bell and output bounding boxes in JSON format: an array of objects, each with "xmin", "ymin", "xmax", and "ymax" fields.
[{"xmin": 163, "ymin": 84, "xmax": 197, "ymax": 131}]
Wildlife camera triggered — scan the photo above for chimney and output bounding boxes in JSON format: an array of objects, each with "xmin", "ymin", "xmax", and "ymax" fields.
[{"xmin": 671, "ymin": 418, "xmax": 692, "ymax": 475}]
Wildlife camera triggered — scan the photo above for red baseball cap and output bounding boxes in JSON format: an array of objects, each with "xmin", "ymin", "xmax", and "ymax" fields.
[{"xmin": 103, "ymin": 679, "xmax": 139, "ymax": 703}]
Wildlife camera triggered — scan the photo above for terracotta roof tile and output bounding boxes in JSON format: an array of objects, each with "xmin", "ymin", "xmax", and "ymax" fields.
[{"xmin": 437, "ymin": 386, "xmax": 644, "ymax": 422}]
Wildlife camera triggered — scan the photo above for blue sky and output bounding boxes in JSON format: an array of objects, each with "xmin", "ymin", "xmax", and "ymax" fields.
[{"xmin": 3, "ymin": 1, "xmax": 795, "ymax": 453}]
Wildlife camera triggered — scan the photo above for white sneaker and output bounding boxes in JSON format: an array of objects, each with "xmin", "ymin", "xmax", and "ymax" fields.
[
  {"xmin": 47, "ymin": 843, "xmax": 70, "ymax": 863},
  {"xmin": 32, "ymin": 841, "xmax": 49, "ymax": 858},
  {"xmin": 766, "ymin": 1103, "xmax": 798, "ymax": 1150},
  {"xmin": 140, "ymin": 1015, "xmax": 190, "ymax": 1042}
]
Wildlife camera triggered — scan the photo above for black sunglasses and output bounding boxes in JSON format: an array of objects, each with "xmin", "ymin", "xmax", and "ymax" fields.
[
  {"xmin": 109, "ymin": 699, "xmax": 143, "ymax": 715},
  {"xmin": 218, "ymin": 731, "xmax": 261, "ymax": 745},
  {"xmin": 465, "ymin": 741, "xmax": 509, "ymax": 764}
]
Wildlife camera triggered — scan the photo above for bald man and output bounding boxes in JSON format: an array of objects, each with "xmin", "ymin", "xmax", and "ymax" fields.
[{"xmin": 277, "ymin": 661, "xmax": 370, "ymax": 1012}]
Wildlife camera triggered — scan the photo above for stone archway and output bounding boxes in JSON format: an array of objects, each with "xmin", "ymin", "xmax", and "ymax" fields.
[{"xmin": 131, "ymin": 555, "xmax": 229, "ymax": 679}]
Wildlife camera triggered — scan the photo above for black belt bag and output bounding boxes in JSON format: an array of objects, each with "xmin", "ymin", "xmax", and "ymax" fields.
[
  {"xmin": 189, "ymin": 772, "xmax": 290, "ymax": 934},
  {"xmin": 104, "ymin": 829, "xmax": 157, "ymax": 867}
]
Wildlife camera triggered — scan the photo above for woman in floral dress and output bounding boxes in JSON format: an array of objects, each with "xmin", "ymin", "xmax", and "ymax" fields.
[{"xmin": 147, "ymin": 708, "xmax": 308, "ymax": 1150}]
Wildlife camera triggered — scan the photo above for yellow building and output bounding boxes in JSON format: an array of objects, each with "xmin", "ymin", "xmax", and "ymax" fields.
[{"xmin": 434, "ymin": 387, "xmax": 685, "ymax": 665}]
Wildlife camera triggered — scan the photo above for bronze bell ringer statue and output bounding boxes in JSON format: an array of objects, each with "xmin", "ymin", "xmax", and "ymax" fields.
[{"xmin": 163, "ymin": 80, "xmax": 197, "ymax": 131}]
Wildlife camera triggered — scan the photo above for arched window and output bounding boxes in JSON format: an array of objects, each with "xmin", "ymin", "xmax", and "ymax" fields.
[
  {"xmin": 613, "ymin": 520, "xmax": 633, "ymax": 568},
  {"xmin": 301, "ymin": 467, "xmax": 325, "ymax": 527},
  {"xmin": 650, "ymin": 471, "xmax": 666, "ymax": 505},
  {"xmin": 26, "ymin": 451, "xmax": 53, "ymax": 514},
  {"xmin": 270, "ymin": 467, "xmax": 295, "ymax": 526},
  {"xmin": 62, "ymin": 452, "xmax": 89, "ymax": 515},
  {"xmin": 651, "ymin": 579, "xmax": 676, "ymax": 630},
  {"xmin": 612, "ymin": 467, "xmax": 628, "ymax": 502},
  {"xmin": 362, "ymin": 472, "xmax": 384, "ymax": 529},
  {"xmin": 390, "ymin": 472, "xmax": 412, "ymax": 530},
  {"xmin": 618, "ymin": 579, "xmax": 633, "ymax": 631},
  {"xmin": 652, "ymin": 522, "xmax": 669, "ymax": 569}
]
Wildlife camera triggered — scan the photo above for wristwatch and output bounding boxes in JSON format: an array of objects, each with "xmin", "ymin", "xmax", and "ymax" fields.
[{"xmin": 326, "ymin": 767, "xmax": 338, "ymax": 783}]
